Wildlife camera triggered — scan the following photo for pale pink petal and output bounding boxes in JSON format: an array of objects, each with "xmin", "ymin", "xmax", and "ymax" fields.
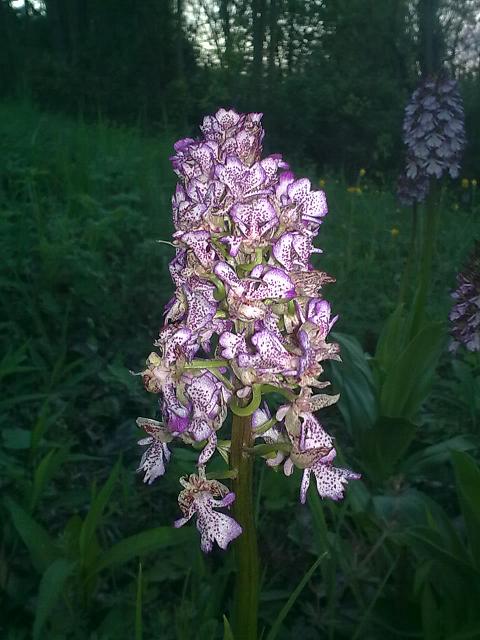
[{"xmin": 300, "ymin": 468, "xmax": 312, "ymax": 504}]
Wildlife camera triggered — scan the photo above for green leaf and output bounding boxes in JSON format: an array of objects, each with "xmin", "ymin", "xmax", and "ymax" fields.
[
  {"xmin": 33, "ymin": 558, "xmax": 74, "ymax": 640},
  {"xmin": 330, "ymin": 332, "xmax": 378, "ymax": 433},
  {"xmin": 95, "ymin": 526, "xmax": 194, "ymax": 573},
  {"xmin": 452, "ymin": 451, "xmax": 480, "ymax": 568},
  {"xmin": 374, "ymin": 304, "xmax": 408, "ymax": 375},
  {"xmin": 223, "ymin": 615, "xmax": 235, "ymax": 640},
  {"xmin": 421, "ymin": 583, "xmax": 441, "ymax": 640},
  {"xmin": 266, "ymin": 553, "xmax": 326, "ymax": 640},
  {"xmin": 359, "ymin": 416, "xmax": 416, "ymax": 481},
  {"xmin": 2, "ymin": 427, "xmax": 31, "ymax": 450},
  {"xmin": 79, "ymin": 459, "xmax": 121, "ymax": 569},
  {"xmin": 5, "ymin": 498, "xmax": 59, "ymax": 573},
  {"xmin": 379, "ymin": 321, "xmax": 444, "ymax": 419}
]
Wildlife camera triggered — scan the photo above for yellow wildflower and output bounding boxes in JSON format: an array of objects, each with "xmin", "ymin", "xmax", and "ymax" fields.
[
  {"xmin": 347, "ymin": 186, "xmax": 362, "ymax": 194},
  {"xmin": 390, "ymin": 227, "xmax": 400, "ymax": 237},
  {"xmin": 461, "ymin": 178, "xmax": 469, "ymax": 188},
  {"xmin": 319, "ymin": 179, "xmax": 326, "ymax": 188},
  {"xmin": 472, "ymin": 179, "xmax": 477, "ymax": 188},
  {"xmin": 359, "ymin": 168, "xmax": 366, "ymax": 177},
  {"xmin": 453, "ymin": 203, "xmax": 459, "ymax": 211}
]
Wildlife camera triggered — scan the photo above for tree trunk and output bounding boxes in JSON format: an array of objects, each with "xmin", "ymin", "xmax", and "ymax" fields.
[{"xmin": 252, "ymin": 0, "xmax": 266, "ymax": 103}]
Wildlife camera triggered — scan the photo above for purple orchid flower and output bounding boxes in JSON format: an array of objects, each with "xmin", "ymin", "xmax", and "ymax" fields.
[{"xmin": 136, "ymin": 107, "xmax": 359, "ymax": 551}]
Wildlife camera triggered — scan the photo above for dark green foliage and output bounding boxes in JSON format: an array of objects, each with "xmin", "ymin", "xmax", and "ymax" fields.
[{"xmin": 1, "ymin": 98, "xmax": 479, "ymax": 639}]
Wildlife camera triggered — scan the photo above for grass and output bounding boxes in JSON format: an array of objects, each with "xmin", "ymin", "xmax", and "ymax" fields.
[{"xmin": 1, "ymin": 100, "xmax": 480, "ymax": 640}]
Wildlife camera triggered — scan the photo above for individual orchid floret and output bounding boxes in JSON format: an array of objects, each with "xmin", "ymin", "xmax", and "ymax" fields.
[
  {"xmin": 449, "ymin": 241, "xmax": 480, "ymax": 353},
  {"xmin": 174, "ymin": 469, "xmax": 242, "ymax": 552},
  {"xmin": 136, "ymin": 418, "xmax": 173, "ymax": 484}
]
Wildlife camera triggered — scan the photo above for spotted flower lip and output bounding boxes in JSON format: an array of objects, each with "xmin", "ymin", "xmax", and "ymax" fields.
[
  {"xmin": 300, "ymin": 463, "xmax": 361, "ymax": 504},
  {"xmin": 136, "ymin": 107, "xmax": 358, "ymax": 550}
]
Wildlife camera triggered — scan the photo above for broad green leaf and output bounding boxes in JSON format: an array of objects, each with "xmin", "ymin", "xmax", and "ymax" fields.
[
  {"xmin": 330, "ymin": 332, "xmax": 378, "ymax": 433},
  {"xmin": 266, "ymin": 553, "xmax": 326, "ymax": 640},
  {"xmin": 452, "ymin": 451, "xmax": 480, "ymax": 568},
  {"xmin": 5, "ymin": 498, "xmax": 59, "ymax": 573},
  {"xmin": 402, "ymin": 435, "xmax": 476, "ymax": 475},
  {"xmin": 359, "ymin": 416, "xmax": 416, "ymax": 481},
  {"xmin": 374, "ymin": 303, "xmax": 408, "ymax": 375},
  {"xmin": 95, "ymin": 526, "xmax": 194, "ymax": 573},
  {"xmin": 79, "ymin": 459, "xmax": 121, "ymax": 567},
  {"xmin": 405, "ymin": 527, "xmax": 478, "ymax": 573},
  {"xmin": 450, "ymin": 622, "xmax": 480, "ymax": 640},
  {"xmin": 380, "ymin": 321, "xmax": 444, "ymax": 419},
  {"xmin": 33, "ymin": 558, "xmax": 74, "ymax": 640}
]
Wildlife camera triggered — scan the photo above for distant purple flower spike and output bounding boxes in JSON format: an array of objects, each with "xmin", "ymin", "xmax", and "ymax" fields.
[
  {"xmin": 450, "ymin": 241, "xmax": 480, "ymax": 353},
  {"xmin": 398, "ymin": 73, "xmax": 466, "ymax": 205}
]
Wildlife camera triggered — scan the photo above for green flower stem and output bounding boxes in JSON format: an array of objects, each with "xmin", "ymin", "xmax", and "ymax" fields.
[
  {"xmin": 410, "ymin": 182, "xmax": 438, "ymax": 338},
  {"xmin": 183, "ymin": 359, "xmax": 228, "ymax": 369},
  {"xmin": 230, "ymin": 384, "xmax": 262, "ymax": 416},
  {"xmin": 230, "ymin": 412, "xmax": 259, "ymax": 640}
]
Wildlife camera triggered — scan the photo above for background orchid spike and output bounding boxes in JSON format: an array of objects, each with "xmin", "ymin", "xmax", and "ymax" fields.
[
  {"xmin": 136, "ymin": 107, "xmax": 359, "ymax": 552},
  {"xmin": 449, "ymin": 241, "xmax": 480, "ymax": 353},
  {"xmin": 397, "ymin": 73, "xmax": 466, "ymax": 205}
]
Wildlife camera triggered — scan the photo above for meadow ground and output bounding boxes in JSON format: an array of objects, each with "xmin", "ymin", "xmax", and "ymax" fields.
[{"xmin": 1, "ymin": 101, "xmax": 479, "ymax": 640}]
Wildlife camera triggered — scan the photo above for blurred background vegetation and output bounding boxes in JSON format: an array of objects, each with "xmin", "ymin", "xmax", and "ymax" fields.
[{"xmin": 1, "ymin": 1, "xmax": 480, "ymax": 639}]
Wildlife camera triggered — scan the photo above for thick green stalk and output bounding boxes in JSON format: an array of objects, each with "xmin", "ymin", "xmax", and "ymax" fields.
[
  {"xmin": 410, "ymin": 183, "xmax": 438, "ymax": 338},
  {"xmin": 398, "ymin": 202, "xmax": 418, "ymax": 306},
  {"xmin": 230, "ymin": 412, "xmax": 259, "ymax": 639}
]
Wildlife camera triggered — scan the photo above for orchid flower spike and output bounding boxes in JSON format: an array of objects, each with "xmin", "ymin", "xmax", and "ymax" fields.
[{"xmin": 134, "ymin": 108, "xmax": 359, "ymax": 551}]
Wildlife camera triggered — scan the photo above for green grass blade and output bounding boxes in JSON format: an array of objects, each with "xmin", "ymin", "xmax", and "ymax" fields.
[
  {"xmin": 223, "ymin": 615, "xmax": 235, "ymax": 640},
  {"xmin": 266, "ymin": 553, "xmax": 326, "ymax": 640},
  {"xmin": 95, "ymin": 526, "xmax": 194, "ymax": 573},
  {"xmin": 79, "ymin": 458, "xmax": 121, "ymax": 565},
  {"xmin": 33, "ymin": 558, "xmax": 74, "ymax": 640},
  {"xmin": 30, "ymin": 448, "xmax": 67, "ymax": 511},
  {"xmin": 135, "ymin": 562, "xmax": 143, "ymax": 640}
]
